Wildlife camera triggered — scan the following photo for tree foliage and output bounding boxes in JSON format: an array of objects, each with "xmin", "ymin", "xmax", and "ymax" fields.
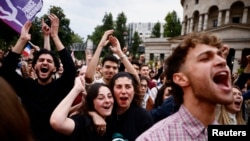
[
  {"xmin": 131, "ymin": 31, "xmax": 141, "ymax": 56},
  {"xmin": 29, "ymin": 17, "xmax": 43, "ymax": 47},
  {"xmin": 0, "ymin": 20, "xmax": 19, "ymax": 51},
  {"xmin": 163, "ymin": 10, "xmax": 181, "ymax": 37},
  {"xmin": 89, "ymin": 12, "xmax": 129, "ymax": 57},
  {"xmin": 114, "ymin": 12, "xmax": 127, "ymax": 48},
  {"xmin": 89, "ymin": 12, "xmax": 114, "ymax": 56},
  {"xmin": 151, "ymin": 21, "xmax": 161, "ymax": 38}
]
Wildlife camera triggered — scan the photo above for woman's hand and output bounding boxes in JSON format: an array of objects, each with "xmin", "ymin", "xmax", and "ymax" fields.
[{"xmin": 88, "ymin": 111, "xmax": 107, "ymax": 136}]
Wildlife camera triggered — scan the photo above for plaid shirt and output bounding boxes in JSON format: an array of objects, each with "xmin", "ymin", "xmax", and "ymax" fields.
[{"xmin": 136, "ymin": 105, "xmax": 217, "ymax": 141}]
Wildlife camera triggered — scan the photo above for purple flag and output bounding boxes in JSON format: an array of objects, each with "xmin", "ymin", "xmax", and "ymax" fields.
[{"xmin": 0, "ymin": 0, "xmax": 43, "ymax": 33}]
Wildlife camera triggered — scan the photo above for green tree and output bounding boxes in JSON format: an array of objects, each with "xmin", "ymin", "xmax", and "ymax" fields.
[
  {"xmin": 114, "ymin": 12, "xmax": 127, "ymax": 48},
  {"xmin": 71, "ymin": 33, "xmax": 84, "ymax": 60},
  {"xmin": 163, "ymin": 10, "xmax": 181, "ymax": 37},
  {"xmin": 151, "ymin": 21, "xmax": 161, "ymax": 38},
  {"xmin": 0, "ymin": 20, "xmax": 19, "ymax": 51},
  {"xmin": 90, "ymin": 12, "xmax": 114, "ymax": 56},
  {"xmin": 131, "ymin": 31, "xmax": 141, "ymax": 56},
  {"xmin": 71, "ymin": 33, "xmax": 84, "ymax": 43},
  {"xmin": 30, "ymin": 17, "xmax": 43, "ymax": 47}
]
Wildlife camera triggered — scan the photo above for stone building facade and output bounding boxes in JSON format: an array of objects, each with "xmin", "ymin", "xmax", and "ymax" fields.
[{"xmin": 144, "ymin": 0, "xmax": 250, "ymax": 73}]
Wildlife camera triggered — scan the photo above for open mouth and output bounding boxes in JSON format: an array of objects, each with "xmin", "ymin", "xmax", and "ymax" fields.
[
  {"xmin": 213, "ymin": 71, "xmax": 229, "ymax": 87},
  {"xmin": 120, "ymin": 97, "xmax": 128, "ymax": 101},
  {"xmin": 234, "ymin": 101, "xmax": 241, "ymax": 106},
  {"xmin": 41, "ymin": 67, "xmax": 49, "ymax": 73},
  {"xmin": 103, "ymin": 106, "xmax": 112, "ymax": 109}
]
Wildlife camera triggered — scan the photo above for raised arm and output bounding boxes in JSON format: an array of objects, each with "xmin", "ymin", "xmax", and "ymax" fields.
[
  {"xmin": 12, "ymin": 21, "xmax": 32, "ymax": 54},
  {"xmin": 85, "ymin": 29, "xmax": 114, "ymax": 84},
  {"xmin": 41, "ymin": 18, "xmax": 51, "ymax": 50},
  {"xmin": 48, "ymin": 14, "xmax": 64, "ymax": 51},
  {"xmin": 109, "ymin": 35, "xmax": 140, "ymax": 82},
  {"xmin": 50, "ymin": 76, "xmax": 85, "ymax": 135}
]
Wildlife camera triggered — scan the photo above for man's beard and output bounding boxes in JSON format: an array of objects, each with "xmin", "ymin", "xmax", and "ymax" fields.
[{"xmin": 36, "ymin": 69, "xmax": 54, "ymax": 82}]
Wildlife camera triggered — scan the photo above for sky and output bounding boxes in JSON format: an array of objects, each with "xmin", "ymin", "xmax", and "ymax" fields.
[{"xmin": 37, "ymin": 0, "xmax": 183, "ymax": 40}]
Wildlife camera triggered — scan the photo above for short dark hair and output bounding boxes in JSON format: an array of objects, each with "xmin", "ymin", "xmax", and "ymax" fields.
[
  {"xmin": 101, "ymin": 55, "xmax": 119, "ymax": 66},
  {"xmin": 32, "ymin": 49, "xmax": 60, "ymax": 71},
  {"xmin": 139, "ymin": 63, "xmax": 149, "ymax": 70},
  {"xmin": 131, "ymin": 60, "xmax": 140, "ymax": 67}
]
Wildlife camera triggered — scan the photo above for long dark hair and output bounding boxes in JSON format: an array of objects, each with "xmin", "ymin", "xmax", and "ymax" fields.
[
  {"xmin": 85, "ymin": 83, "xmax": 110, "ymax": 112},
  {"xmin": 154, "ymin": 83, "xmax": 172, "ymax": 108}
]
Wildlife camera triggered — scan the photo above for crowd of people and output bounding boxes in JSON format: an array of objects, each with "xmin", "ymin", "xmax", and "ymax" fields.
[{"xmin": 0, "ymin": 13, "xmax": 249, "ymax": 141}]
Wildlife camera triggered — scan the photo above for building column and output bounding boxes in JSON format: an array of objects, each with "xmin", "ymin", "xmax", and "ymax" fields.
[
  {"xmin": 203, "ymin": 13, "xmax": 208, "ymax": 30},
  {"xmin": 189, "ymin": 18, "xmax": 193, "ymax": 33},
  {"xmin": 181, "ymin": 21, "xmax": 185, "ymax": 35},
  {"xmin": 217, "ymin": 11, "xmax": 222, "ymax": 26},
  {"xmin": 186, "ymin": 19, "xmax": 190, "ymax": 34},
  {"xmin": 225, "ymin": 9, "xmax": 230, "ymax": 24},
  {"xmin": 242, "ymin": 7, "xmax": 248, "ymax": 24},
  {"xmin": 198, "ymin": 14, "xmax": 203, "ymax": 31}
]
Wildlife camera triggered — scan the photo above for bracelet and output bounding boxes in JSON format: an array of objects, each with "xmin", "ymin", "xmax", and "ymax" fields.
[{"xmin": 120, "ymin": 55, "xmax": 127, "ymax": 61}]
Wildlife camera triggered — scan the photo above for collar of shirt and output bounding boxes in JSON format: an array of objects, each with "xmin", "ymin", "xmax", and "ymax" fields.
[{"xmin": 180, "ymin": 105, "xmax": 215, "ymax": 139}]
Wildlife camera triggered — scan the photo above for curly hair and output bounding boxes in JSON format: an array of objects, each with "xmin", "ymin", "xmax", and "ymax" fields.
[
  {"xmin": 32, "ymin": 49, "xmax": 60, "ymax": 72},
  {"xmin": 164, "ymin": 32, "xmax": 223, "ymax": 105}
]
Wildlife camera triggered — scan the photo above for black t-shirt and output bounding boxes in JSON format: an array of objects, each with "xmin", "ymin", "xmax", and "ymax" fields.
[
  {"xmin": 70, "ymin": 114, "xmax": 110, "ymax": 141},
  {"xmin": 109, "ymin": 103, "xmax": 154, "ymax": 141},
  {"xmin": 0, "ymin": 49, "xmax": 76, "ymax": 141}
]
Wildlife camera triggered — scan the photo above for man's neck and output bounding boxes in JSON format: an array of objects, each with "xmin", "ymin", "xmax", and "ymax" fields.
[
  {"xmin": 37, "ymin": 78, "xmax": 53, "ymax": 85},
  {"xmin": 183, "ymin": 100, "xmax": 217, "ymax": 127}
]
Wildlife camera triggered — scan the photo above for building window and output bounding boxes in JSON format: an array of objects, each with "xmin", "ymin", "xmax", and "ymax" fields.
[
  {"xmin": 232, "ymin": 17, "xmax": 240, "ymax": 23},
  {"xmin": 195, "ymin": 0, "xmax": 199, "ymax": 4},
  {"xmin": 160, "ymin": 53, "xmax": 165, "ymax": 61},
  {"xmin": 150, "ymin": 53, "xmax": 154, "ymax": 60},
  {"xmin": 213, "ymin": 19, "xmax": 218, "ymax": 27}
]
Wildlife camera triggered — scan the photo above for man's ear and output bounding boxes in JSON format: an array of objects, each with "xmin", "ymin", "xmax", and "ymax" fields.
[
  {"xmin": 52, "ymin": 67, "xmax": 57, "ymax": 73},
  {"xmin": 173, "ymin": 73, "xmax": 189, "ymax": 87}
]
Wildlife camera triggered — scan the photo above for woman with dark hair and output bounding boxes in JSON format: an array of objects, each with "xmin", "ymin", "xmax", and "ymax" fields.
[
  {"xmin": 139, "ymin": 75, "xmax": 154, "ymax": 110},
  {"xmin": 107, "ymin": 72, "xmax": 154, "ymax": 141},
  {"xmin": 50, "ymin": 76, "xmax": 114, "ymax": 140}
]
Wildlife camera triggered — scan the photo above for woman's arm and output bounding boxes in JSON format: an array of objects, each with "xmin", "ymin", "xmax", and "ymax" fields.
[
  {"xmin": 50, "ymin": 76, "xmax": 85, "ymax": 135},
  {"xmin": 109, "ymin": 36, "xmax": 140, "ymax": 83}
]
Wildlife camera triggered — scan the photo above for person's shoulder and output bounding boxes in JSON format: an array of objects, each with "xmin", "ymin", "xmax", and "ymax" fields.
[
  {"xmin": 131, "ymin": 103, "xmax": 147, "ymax": 112},
  {"xmin": 130, "ymin": 104, "xmax": 153, "ymax": 119},
  {"xmin": 135, "ymin": 117, "xmax": 174, "ymax": 141}
]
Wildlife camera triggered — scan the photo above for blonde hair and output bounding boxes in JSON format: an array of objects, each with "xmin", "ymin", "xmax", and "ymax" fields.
[{"xmin": 217, "ymin": 105, "xmax": 245, "ymax": 125}]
